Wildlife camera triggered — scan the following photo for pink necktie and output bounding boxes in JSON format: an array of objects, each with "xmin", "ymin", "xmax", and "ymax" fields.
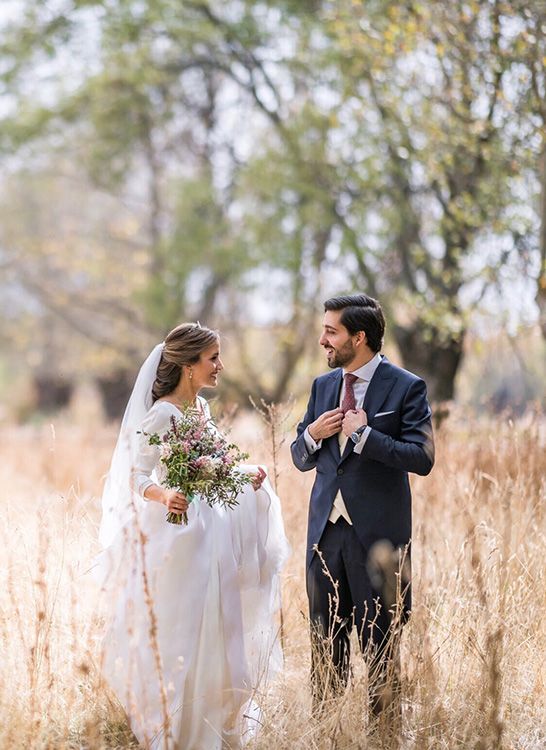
[{"xmin": 341, "ymin": 373, "xmax": 358, "ymax": 413}]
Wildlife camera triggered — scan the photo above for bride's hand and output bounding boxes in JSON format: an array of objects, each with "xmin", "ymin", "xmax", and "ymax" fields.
[
  {"xmin": 251, "ymin": 467, "xmax": 267, "ymax": 491},
  {"xmin": 162, "ymin": 489, "xmax": 189, "ymax": 514}
]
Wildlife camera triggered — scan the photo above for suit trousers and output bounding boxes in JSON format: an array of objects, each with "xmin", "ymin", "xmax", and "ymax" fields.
[{"xmin": 307, "ymin": 517, "xmax": 403, "ymax": 708}]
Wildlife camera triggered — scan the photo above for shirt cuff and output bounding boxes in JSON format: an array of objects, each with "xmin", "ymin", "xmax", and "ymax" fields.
[
  {"xmin": 352, "ymin": 425, "xmax": 371, "ymax": 455},
  {"xmin": 303, "ymin": 427, "xmax": 322, "ymax": 453}
]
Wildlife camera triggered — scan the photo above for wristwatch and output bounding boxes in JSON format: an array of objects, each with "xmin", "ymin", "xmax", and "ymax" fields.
[{"xmin": 350, "ymin": 424, "xmax": 367, "ymax": 444}]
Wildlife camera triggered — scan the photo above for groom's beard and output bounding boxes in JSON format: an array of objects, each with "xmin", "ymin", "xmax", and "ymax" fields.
[{"xmin": 326, "ymin": 340, "xmax": 356, "ymax": 368}]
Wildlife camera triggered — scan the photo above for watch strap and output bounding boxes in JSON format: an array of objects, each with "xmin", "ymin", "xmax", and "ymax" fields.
[{"xmin": 350, "ymin": 424, "xmax": 367, "ymax": 444}]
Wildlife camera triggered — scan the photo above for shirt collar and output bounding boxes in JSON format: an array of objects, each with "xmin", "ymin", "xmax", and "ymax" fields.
[{"xmin": 343, "ymin": 352, "xmax": 382, "ymax": 382}]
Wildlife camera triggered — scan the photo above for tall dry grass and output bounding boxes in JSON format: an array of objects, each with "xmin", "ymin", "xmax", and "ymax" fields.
[{"xmin": 0, "ymin": 410, "xmax": 545, "ymax": 749}]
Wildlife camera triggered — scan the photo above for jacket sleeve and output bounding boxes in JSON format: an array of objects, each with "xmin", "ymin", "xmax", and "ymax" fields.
[
  {"xmin": 290, "ymin": 378, "xmax": 320, "ymax": 472},
  {"xmin": 360, "ymin": 377, "xmax": 435, "ymax": 476}
]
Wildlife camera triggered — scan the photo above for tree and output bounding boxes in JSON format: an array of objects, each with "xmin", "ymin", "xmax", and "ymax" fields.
[
  {"xmin": 181, "ymin": 0, "xmax": 545, "ymax": 400},
  {"xmin": 280, "ymin": 0, "xmax": 542, "ymax": 400},
  {"xmin": 0, "ymin": 0, "xmax": 321, "ymax": 408},
  {"xmin": 1, "ymin": 0, "xmax": 544, "ymax": 408},
  {"xmin": 507, "ymin": 1, "xmax": 546, "ymax": 340}
]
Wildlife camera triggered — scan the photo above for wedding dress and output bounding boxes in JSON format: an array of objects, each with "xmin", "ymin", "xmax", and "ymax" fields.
[{"xmin": 96, "ymin": 393, "xmax": 289, "ymax": 750}]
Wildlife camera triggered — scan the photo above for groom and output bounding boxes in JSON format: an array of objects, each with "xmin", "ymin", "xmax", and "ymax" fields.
[{"xmin": 291, "ymin": 293, "xmax": 434, "ymax": 715}]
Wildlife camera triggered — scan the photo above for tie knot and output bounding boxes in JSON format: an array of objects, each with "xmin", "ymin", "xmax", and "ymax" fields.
[{"xmin": 344, "ymin": 373, "xmax": 358, "ymax": 386}]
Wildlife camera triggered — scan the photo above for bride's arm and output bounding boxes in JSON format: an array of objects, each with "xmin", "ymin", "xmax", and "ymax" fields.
[{"xmin": 133, "ymin": 407, "xmax": 189, "ymax": 515}]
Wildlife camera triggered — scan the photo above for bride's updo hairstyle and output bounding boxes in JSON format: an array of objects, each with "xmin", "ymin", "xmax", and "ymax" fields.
[{"xmin": 151, "ymin": 322, "xmax": 218, "ymax": 402}]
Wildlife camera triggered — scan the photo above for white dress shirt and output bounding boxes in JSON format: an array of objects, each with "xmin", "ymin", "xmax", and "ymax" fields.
[{"xmin": 303, "ymin": 353, "xmax": 383, "ymax": 524}]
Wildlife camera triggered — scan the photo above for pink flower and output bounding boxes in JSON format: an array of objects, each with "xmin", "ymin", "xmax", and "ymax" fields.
[
  {"xmin": 193, "ymin": 456, "xmax": 215, "ymax": 474},
  {"xmin": 160, "ymin": 444, "xmax": 173, "ymax": 459}
]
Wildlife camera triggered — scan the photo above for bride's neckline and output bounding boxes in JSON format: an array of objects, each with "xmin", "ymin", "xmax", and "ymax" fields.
[{"xmin": 156, "ymin": 396, "xmax": 204, "ymax": 415}]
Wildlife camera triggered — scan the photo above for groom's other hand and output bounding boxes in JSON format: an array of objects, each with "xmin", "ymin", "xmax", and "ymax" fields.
[
  {"xmin": 342, "ymin": 408, "xmax": 367, "ymax": 437},
  {"xmin": 308, "ymin": 408, "xmax": 344, "ymax": 441}
]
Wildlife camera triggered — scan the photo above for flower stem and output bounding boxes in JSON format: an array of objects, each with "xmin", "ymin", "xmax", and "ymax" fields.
[{"xmin": 166, "ymin": 511, "xmax": 188, "ymax": 525}]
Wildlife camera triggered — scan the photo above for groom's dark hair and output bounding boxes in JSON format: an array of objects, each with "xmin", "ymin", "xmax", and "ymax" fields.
[{"xmin": 324, "ymin": 294, "xmax": 385, "ymax": 353}]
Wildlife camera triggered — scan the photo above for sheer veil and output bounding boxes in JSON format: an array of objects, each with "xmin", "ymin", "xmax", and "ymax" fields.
[{"xmin": 99, "ymin": 342, "xmax": 164, "ymax": 549}]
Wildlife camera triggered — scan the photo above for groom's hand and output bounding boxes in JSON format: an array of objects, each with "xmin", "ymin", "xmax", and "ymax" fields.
[
  {"xmin": 308, "ymin": 408, "xmax": 344, "ymax": 441},
  {"xmin": 342, "ymin": 408, "xmax": 367, "ymax": 437}
]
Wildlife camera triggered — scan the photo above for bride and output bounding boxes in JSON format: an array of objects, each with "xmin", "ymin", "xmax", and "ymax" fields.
[{"xmin": 96, "ymin": 322, "xmax": 289, "ymax": 750}]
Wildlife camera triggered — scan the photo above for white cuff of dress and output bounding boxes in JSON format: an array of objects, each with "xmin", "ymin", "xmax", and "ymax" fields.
[
  {"xmin": 303, "ymin": 427, "xmax": 322, "ymax": 453},
  {"xmin": 352, "ymin": 425, "xmax": 371, "ymax": 455},
  {"xmin": 138, "ymin": 478, "xmax": 154, "ymax": 499}
]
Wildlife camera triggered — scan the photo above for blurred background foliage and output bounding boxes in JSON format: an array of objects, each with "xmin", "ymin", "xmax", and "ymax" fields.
[{"xmin": 0, "ymin": 0, "xmax": 545, "ymax": 420}]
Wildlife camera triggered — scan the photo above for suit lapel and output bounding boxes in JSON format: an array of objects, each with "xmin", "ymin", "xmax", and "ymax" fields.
[
  {"xmin": 363, "ymin": 356, "xmax": 396, "ymax": 419},
  {"xmin": 323, "ymin": 369, "xmax": 343, "ymax": 410},
  {"xmin": 322, "ymin": 369, "xmax": 343, "ymax": 458}
]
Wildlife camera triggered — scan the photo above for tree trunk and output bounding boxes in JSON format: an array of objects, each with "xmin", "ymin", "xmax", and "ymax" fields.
[
  {"xmin": 96, "ymin": 369, "xmax": 135, "ymax": 421},
  {"xmin": 392, "ymin": 323, "xmax": 465, "ymax": 403},
  {"xmin": 33, "ymin": 374, "xmax": 74, "ymax": 413}
]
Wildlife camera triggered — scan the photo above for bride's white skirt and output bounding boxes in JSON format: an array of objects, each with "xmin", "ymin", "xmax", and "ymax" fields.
[{"xmin": 95, "ymin": 472, "xmax": 289, "ymax": 750}]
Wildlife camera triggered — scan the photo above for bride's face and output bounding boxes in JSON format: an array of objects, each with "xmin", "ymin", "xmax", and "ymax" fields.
[{"xmin": 192, "ymin": 341, "xmax": 223, "ymax": 390}]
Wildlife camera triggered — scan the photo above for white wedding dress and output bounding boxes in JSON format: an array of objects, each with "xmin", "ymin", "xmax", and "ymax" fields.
[{"xmin": 96, "ymin": 398, "xmax": 289, "ymax": 750}]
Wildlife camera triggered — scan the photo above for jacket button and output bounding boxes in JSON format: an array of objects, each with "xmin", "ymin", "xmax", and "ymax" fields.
[{"xmin": 337, "ymin": 468, "xmax": 344, "ymax": 475}]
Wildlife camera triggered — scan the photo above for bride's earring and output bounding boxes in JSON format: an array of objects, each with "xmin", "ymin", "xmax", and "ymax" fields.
[{"xmin": 189, "ymin": 368, "xmax": 193, "ymax": 380}]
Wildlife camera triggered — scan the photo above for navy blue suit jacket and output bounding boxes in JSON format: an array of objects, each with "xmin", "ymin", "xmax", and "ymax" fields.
[{"xmin": 291, "ymin": 356, "xmax": 434, "ymax": 571}]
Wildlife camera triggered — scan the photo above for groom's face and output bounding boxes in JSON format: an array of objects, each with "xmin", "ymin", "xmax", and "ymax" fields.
[{"xmin": 319, "ymin": 310, "xmax": 357, "ymax": 369}]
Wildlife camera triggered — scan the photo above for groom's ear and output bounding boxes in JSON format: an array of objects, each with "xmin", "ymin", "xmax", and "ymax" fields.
[{"xmin": 354, "ymin": 330, "xmax": 367, "ymax": 346}]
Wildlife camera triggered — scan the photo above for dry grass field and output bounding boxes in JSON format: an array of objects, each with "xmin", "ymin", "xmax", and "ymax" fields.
[{"xmin": 0, "ymin": 408, "xmax": 545, "ymax": 749}]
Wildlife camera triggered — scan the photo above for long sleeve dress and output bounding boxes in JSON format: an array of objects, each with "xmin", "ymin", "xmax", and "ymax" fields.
[{"xmin": 96, "ymin": 398, "xmax": 289, "ymax": 750}]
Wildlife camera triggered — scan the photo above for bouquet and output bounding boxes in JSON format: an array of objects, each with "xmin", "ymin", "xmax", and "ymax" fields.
[{"xmin": 143, "ymin": 407, "xmax": 251, "ymax": 525}]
